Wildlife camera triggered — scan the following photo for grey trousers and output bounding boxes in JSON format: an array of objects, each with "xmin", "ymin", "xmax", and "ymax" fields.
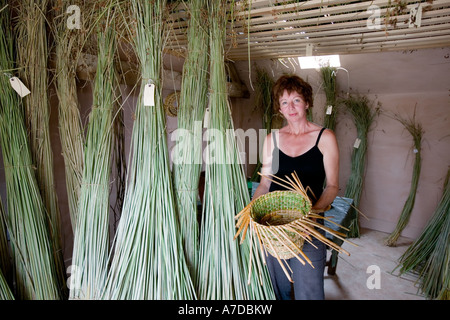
[{"xmin": 266, "ymin": 233, "xmax": 326, "ymax": 300}]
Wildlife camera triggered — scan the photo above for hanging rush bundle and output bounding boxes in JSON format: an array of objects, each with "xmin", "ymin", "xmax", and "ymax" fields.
[{"xmin": 102, "ymin": 0, "xmax": 196, "ymax": 300}]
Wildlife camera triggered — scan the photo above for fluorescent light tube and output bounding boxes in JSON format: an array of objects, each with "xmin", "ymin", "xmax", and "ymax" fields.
[{"xmin": 298, "ymin": 55, "xmax": 341, "ymax": 69}]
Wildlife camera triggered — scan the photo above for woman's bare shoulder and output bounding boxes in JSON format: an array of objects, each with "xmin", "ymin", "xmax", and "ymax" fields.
[
  {"xmin": 318, "ymin": 128, "xmax": 338, "ymax": 150},
  {"xmin": 321, "ymin": 127, "xmax": 337, "ymax": 139}
]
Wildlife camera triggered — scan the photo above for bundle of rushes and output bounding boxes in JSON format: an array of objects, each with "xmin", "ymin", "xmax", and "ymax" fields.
[
  {"xmin": 397, "ymin": 169, "xmax": 450, "ymax": 300},
  {"xmin": 102, "ymin": 0, "xmax": 196, "ymax": 300},
  {"xmin": 0, "ymin": 268, "xmax": 14, "ymax": 300},
  {"xmin": 0, "ymin": 199, "xmax": 14, "ymax": 300},
  {"xmin": 14, "ymin": 0, "xmax": 65, "ymax": 290},
  {"xmin": 172, "ymin": 0, "xmax": 209, "ymax": 285},
  {"xmin": 250, "ymin": 67, "xmax": 277, "ymax": 182},
  {"xmin": 69, "ymin": 4, "xmax": 120, "ymax": 300},
  {"xmin": 385, "ymin": 112, "xmax": 423, "ymax": 246},
  {"xmin": 235, "ymin": 172, "xmax": 353, "ymax": 282},
  {"xmin": 0, "ymin": 1, "xmax": 62, "ymax": 299},
  {"xmin": 342, "ymin": 95, "xmax": 379, "ymax": 237},
  {"xmin": 0, "ymin": 200, "xmax": 12, "ymax": 287},
  {"xmin": 51, "ymin": 0, "xmax": 86, "ymax": 230},
  {"xmin": 110, "ymin": 80, "xmax": 127, "ymax": 234},
  {"xmin": 0, "ymin": 190, "xmax": 13, "ymax": 300},
  {"xmin": 197, "ymin": 0, "xmax": 274, "ymax": 300},
  {"xmin": 257, "ymin": 67, "xmax": 278, "ymax": 133},
  {"xmin": 321, "ymin": 66, "xmax": 337, "ymax": 131}
]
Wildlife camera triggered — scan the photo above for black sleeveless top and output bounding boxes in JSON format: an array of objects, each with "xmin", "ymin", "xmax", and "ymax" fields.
[{"xmin": 269, "ymin": 127, "xmax": 326, "ymax": 205}]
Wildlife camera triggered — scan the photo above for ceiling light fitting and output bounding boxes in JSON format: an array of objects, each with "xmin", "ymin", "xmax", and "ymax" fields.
[{"xmin": 298, "ymin": 55, "xmax": 341, "ymax": 69}]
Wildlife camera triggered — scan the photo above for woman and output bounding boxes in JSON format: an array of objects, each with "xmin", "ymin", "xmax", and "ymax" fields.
[{"xmin": 253, "ymin": 74, "xmax": 339, "ymax": 300}]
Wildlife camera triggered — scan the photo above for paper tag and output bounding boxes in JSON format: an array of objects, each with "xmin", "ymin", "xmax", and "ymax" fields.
[
  {"xmin": 409, "ymin": 4, "xmax": 422, "ymax": 28},
  {"xmin": 203, "ymin": 107, "xmax": 210, "ymax": 128},
  {"xmin": 9, "ymin": 77, "xmax": 31, "ymax": 97},
  {"xmin": 353, "ymin": 138, "xmax": 361, "ymax": 149},
  {"xmin": 413, "ymin": 148, "xmax": 418, "ymax": 153},
  {"xmin": 143, "ymin": 83, "xmax": 155, "ymax": 106},
  {"xmin": 326, "ymin": 105, "xmax": 333, "ymax": 115}
]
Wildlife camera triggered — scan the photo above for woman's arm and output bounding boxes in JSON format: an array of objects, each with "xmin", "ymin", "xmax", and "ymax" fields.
[{"xmin": 313, "ymin": 129, "xmax": 340, "ymax": 212}]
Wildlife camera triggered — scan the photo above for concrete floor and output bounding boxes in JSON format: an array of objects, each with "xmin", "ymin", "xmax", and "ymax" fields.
[{"xmin": 324, "ymin": 228, "xmax": 425, "ymax": 300}]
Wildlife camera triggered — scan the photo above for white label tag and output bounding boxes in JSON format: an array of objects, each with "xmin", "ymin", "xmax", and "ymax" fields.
[
  {"xmin": 143, "ymin": 83, "xmax": 155, "ymax": 106},
  {"xmin": 353, "ymin": 138, "xmax": 361, "ymax": 149},
  {"xmin": 326, "ymin": 105, "xmax": 333, "ymax": 115},
  {"xmin": 203, "ymin": 107, "xmax": 210, "ymax": 128},
  {"xmin": 409, "ymin": 5, "xmax": 422, "ymax": 28},
  {"xmin": 9, "ymin": 77, "xmax": 31, "ymax": 97},
  {"xmin": 413, "ymin": 148, "xmax": 419, "ymax": 154}
]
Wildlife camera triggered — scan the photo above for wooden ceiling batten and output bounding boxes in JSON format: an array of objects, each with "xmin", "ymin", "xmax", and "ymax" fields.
[{"xmin": 166, "ymin": 0, "xmax": 450, "ymax": 60}]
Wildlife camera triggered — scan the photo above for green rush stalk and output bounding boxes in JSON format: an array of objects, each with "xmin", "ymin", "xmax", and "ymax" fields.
[
  {"xmin": 51, "ymin": 0, "xmax": 86, "ymax": 231},
  {"xmin": 397, "ymin": 169, "xmax": 450, "ymax": 300},
  {"xmin": 14, "ymin": 0, "xmax": 65, "ymax": 290},
  {"xmin": 0, "ymin": 0, "xmax": 62, "ymax": 299},
  {"xmin": 197, "ymin": 0, "xmax": 274, "ymax": 300},
  {"xmin": 69, "ymin": 3, "xmax": 119, "ymax": 299},
  {"xmin": 385, "ymin": 112, "xmax": 423, "ymax": 247},
  {"xmin": 172, "ymin": 0, "xmax": 209, "ymax": 285},
  {"xmin": 321, "ymin": 66, "xmax": 338, "ymax": 131},
  {"xmin": 249, "ymin": 67, "xmax": 276, "ymax": 183},
  {"xmin": 0, "ymin": 268, "xmax": 14, "ymax": 300},
  {"xmin": 0, "ymin": 199, "xmax": 12, "ymax": 288},
  {"xmin": 102, "ymin": 0, "xmax": 196, "ymax": 300},
  {"xmin": 420, "ymin": 210, "xmax": 449, "ymax": 300},
  {"xmin": 342, "ymin": 94, "xmax": 379, "ymax": 238}
]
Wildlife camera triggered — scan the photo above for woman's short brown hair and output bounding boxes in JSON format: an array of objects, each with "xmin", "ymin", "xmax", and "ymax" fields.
[{"xmin": 272, "ymin": 74, "xmax": 313, "ymax": 113}]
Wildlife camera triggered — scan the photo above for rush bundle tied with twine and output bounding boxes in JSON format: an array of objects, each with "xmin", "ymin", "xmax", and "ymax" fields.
[{"xmin": 234, "ymin": 172, "xmax": 356, "ymax": 283}]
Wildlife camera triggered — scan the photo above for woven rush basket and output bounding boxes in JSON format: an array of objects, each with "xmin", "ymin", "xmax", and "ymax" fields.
[
  {"xmin": 250, "ymin": 190, "xmax": 311, "ymax": 260},
  {"xmin": 164, "ymin": 91, "xmax": 179, "ymax": 117}
]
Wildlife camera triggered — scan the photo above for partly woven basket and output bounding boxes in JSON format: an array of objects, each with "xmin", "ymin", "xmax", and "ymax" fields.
[
  {"xmin": 250, "ymin": 190, "xmax": 311, "ymax": 260},
  {"xmin": 164, "ymin": 91, "xmax": 179, "ymax": 117},
  {"xmin": 235, "ymin": 172, "xmax": 354, "ymax": 282}
]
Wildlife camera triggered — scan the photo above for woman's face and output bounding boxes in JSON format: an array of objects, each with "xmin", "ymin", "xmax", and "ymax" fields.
[{"xmin": 278, "ymin": 90, "xmax": 309, "ymax": 121}]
